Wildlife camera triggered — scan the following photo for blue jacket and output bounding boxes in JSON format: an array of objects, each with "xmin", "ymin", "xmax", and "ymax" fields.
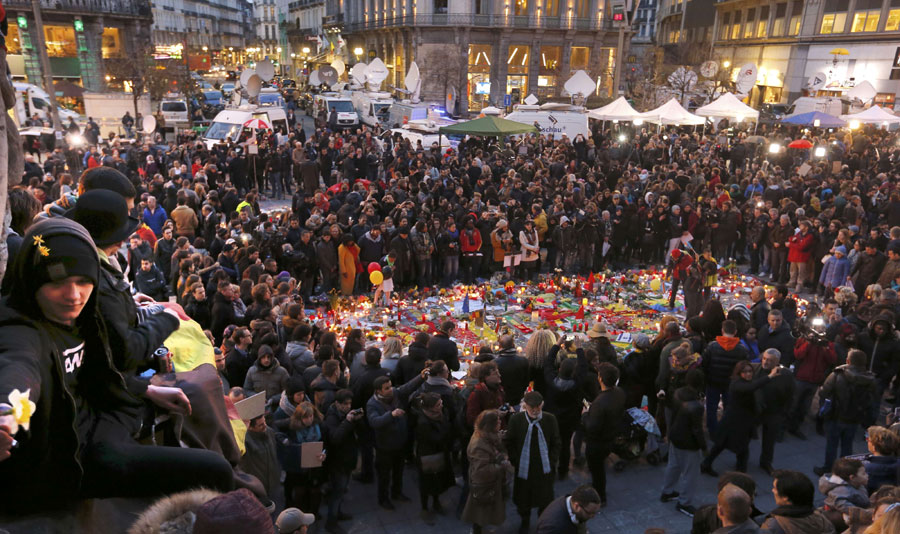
[
  {"xmin": 819, "ymin": 255, "xmax": 850, "ymax": 288},
  {"xmin": 142, "ymin": 206, "xmax": 168, "ymax": 237},
  {"xmin": 366, "ymin": 375, "xmax": 424, "ymax": 451}
]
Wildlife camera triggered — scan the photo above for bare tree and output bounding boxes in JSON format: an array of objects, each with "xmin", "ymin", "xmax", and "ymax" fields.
[
  {"xmin": 105, "ymin": 42, "xmax": 197, "ymax": 122},
  {"xmin": 419, "ymin": 47, "xmax": 465, "ymax": 109}
]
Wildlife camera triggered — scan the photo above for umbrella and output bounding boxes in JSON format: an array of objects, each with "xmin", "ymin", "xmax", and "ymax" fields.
[
  {"xmin": 829, "ymin": 48, "xmax": 850, "ymax": 56},
  {"xmin": 788, "ymin": 139, "xmax": 813, "ymax": 149},
  {"xmin": 745, "ymin": 135, "xmax": 767, "ymax": 144},
  {"xmin": 242, "ymin": 118, "xmax": 271, "ymax": 129}
]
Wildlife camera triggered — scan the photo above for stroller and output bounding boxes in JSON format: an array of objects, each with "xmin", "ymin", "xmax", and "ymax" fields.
[{"xmin": 610, "ymin": 407, "xmax": 663, "ymax": 471}]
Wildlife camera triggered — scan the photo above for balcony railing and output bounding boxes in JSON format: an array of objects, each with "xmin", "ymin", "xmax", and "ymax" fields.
[
  {"xmin": 345, "ymin": 13, "xmax": 610, "ymax": 32},
  {"xmin": 6, "ymin": 0, "xmax": 151, "ymax": 17}
]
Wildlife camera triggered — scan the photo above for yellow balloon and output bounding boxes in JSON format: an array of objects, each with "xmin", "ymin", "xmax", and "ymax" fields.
[
  {"xmin": 370, "ymin": 270, "xmax": 384, "ymax": 285},
  {"xmin": 650, "ymin": 278, "xmax": 662, "ymax": 292}
]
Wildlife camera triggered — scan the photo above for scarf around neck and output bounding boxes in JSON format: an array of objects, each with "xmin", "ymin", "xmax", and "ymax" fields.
[{"xmin": 518, "ymin": 412, "xmax": 550, "ymax": 479}]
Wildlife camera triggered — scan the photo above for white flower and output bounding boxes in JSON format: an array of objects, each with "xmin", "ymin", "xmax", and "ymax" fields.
[{"xmin": 8, "ymin": 389, "xmax": 36, "ymax": 433}]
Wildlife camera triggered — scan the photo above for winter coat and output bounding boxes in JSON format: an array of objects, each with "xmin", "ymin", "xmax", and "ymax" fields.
[
  {"xmin": 184, "ymin": 298, "xmax": 211, "ymax": 331},
  {"xmin": 316, "ymin": 238, "xmax": 339, "ymax": 278},
  {"xmin": 583, "ymin": 386, "xmax": 626, "ymax": 447},
  {"xmin": 820, "ymin": 364, "xmax": 877, "ymax": 425},
  {"xmin": 758, "ymin": 323, "xmax": 796, "ymax": 365},
  {"xmin": 0, "ymin": 218, "xmax": 144, "ymax": 511},
  {"xmin": 753, "ymin": 364, "xmax": 795, "ymax": 418},
  {"xmin": 427, "ymin": 332, "xmax": 461, "ymax": 372},
  {"xmin": 310, "ymin": 374, "xmax": 341, "ymax": 414},
  {"xmin": 712, "ymin": 375, "xmax": 771, "ymax": 454},
  {"xmin": 496, "ymin": 349, "xmax": 530, "ymax": 406},
  {"xmin": 861, "ymin": 454, "xmax": 900, "ymax": 493},
  {"xmin": 415, "ymin": 411, "xmax": 456, "ymax": 496},
  {"xmin": 787, "ymin": 231, "xmax": 815, "ymax": 263},
  {"xmin": 760, "ymin": 506, "xmax": 835, "ymax": 534},
  {"xmin": 857, "ymin": 315, "xmax": 900, "ymax": 383},
  {"xmin": 285, "ymin": 340, "xmax": 315, "ymax": 375},
  {"xmin": 171, "ymin": 205, "xmax": 199, "ymax": 237},
  {"xmin": 394, "ymin": 340, "xmax": 430, "ymax": 385},
  {"xmin": 211, "ymin": 293, "xmax": 240, "ymax": 346},
  {"xmin": 466, "ymin": 382, "xmax": 506, "ymax": 428},
  {"xmin": 505, "ymin": 411, "xmax": 560, "ymax": 511},
  {"xmin": 357, "ymin": 231, "xmax": 385, "ymax": 265},
  {"xmin": 852, "ymin": 251, "xmax": 886, "ymax": 294},
  {"xmin": 350, "ymin": 363, "xmax": 390, "ymax": 409},
  {"xmin": 239, "ymin": 427, "xmax": 281, "ymax": 499},
  {"xmin": 323, "ymin": 403, "xmax": 361, "ymax": 473},
  {"xmin": 410, "ymin": 227, "xmax": 434, "ymax": 260},
  {"xmin": 702, "ymin": 336, "xmax": 749, "ymax": 390},
  {"xmin": 541, "ymin": 354, "xmax": 584, "ymax": 427},
  {"xmin": 793, "ymin": 338, "xmax": 837, "ymax": 384},
  {"xmin": 134, "ymin": 264, "xmax": 169, "ymax": 300},
  {"xmin": 877, "ymin": 257, "xmax": 900, "ymax": 288},
  {"xmin": 668, "ymin": 387, "xmax": 706, "ymax": 451},
  {"xmin": 818, "ymin": 473, "xmax": 870, "ymax": 513},
  {"xmin": 750, "ymin": 300, "xmax": 771, "ymax": 332},
  {"xmin": 243, "ymin": 357, "xmax": 290, "ymax": 400},
  {"xmin": 462, "ymin": 434, "xmax": 509, "ymax": 526},
  {"xmin": 820, "ymin": 255, "xmax": 851, "ymax": 288},
  {"xmin": 338, "ymin": 243, "xmax": 360, "ymax": 295},
  {"xmin": 366, "ymin": 375, "xmax": 424, "ymax": 451}
]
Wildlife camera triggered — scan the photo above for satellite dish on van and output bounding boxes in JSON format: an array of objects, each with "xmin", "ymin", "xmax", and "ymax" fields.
[
  {"xmin": 331, "ymin": 59, "xmax": 346, "ymax": 77},
  {"xmin": 240, "ymin": 69, "xmax": 255, "ymax": 88},
  {"xmin": 256, "ymin": 59, "xmax": 275, "ymax": 82},
  {"xmin": 365, "ymin": 58, "xmax": 389, "ymax": 89},
  {"xmin": 735, "ymin": 63, "xmax": 757, "ymax": 95},
  {"xmin": 807, "ymin": 72, "xmax": 827, "ymax": 92},
  {"xmin": 405, "ymin": 61, "xmax": 421, "ymax": 103},
  {"xmin": 246, "ymin": 74, "xmax": 262, "ymax": 97},
  {"xmin": 524, "ymin": 94, "xmax": 539, "ymax": 105},
  {"xmin": 563, "ymin": 70, "xmax": 596, "ymax": 99},
  {"xmin": 700, "ymin": 60, "xmax": 719, "ymax": 78},
  {"xmin": 848, "ymin": 80, "xmax": 876, "ymax": 102},
  {"xmin": 309, "ymin": 70, "xmax": 321, "ymax": 86},
  {"xmin": 142, "ymin": 115, "xmax": 156, "ymax": 134},
  {"xmin": 320, "ymin": 66, "xmax": 339, "ymax": 86},
  {"xmin": 231, "ymin": 90, "xmax": 242, "ymax": 107},
  {"xmin": 350, "ymin": 62, "xmax": 368, "ymax": 84}
]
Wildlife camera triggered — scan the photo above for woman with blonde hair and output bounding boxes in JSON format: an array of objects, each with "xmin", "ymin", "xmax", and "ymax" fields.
[
  {"xmin": 865, "ymin": 502, "xmax": 900, "ymax": 534},
  {"xmin": 462, "ymin": 410, "xmax": 511, "ymax": 534},
  {"xmin": 524, "ymin": 329, "xmax": 556, "ymax": 394},
  {"xmin": 278, "ymin": 401, "xmax": 327, "ymax": 516},
  {"xmin": 381, "ymin": 336, "xmax": 403, "ymax": 375}
]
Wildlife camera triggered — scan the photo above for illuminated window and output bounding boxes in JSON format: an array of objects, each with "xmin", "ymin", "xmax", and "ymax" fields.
[
  {"xmin": 757, "ymin": 6, "xmax": 769, "ymax": 37},
  {"xmin": 545, "ymin": 0, "xmax": 560, "ymax": 17},
  {"xmin": 570, "ymin": 46, "xmax": 589, "ymax": 70},
  {"xmin": 574, "ymin": 0, "xmax": 589, "ymax": 18},
  {"xmin": 514, "ymin": 0, "xmax": 527, "ymax": 16},
  {"xmin": 44, "ymin": 25, "xmax": 76, "ymax": 58},
  {"xmin": 731, "ymin": 12, "xmax": 741, "ymax": 39},
  {"xmin": 788, "ymin": 1, "xmax": 802, "ymax": 35},
  {"xmin": 468, "ymin": 43, "xmax": 492, "ymax": 73},
  {"xmin": 6, "ymin": 23, "xmax": 21, "ymax": 55},
  {"xmin": 888, "ymin": 9, "xmax": 900, "ymax": 31},
  {"xmin": 507, "ymin": 45, "xmax": 530, "ymax": 74},
  {"xmin": 720, "ymin": 12, "xmax": 731, "ymax": 40},
  {"xmin": 851, "ymin": 10, "xmax": 879, "ymax": 32},
  {"xmin": 101, "ymin": 28, "xmax": 123, "ymax": 58},
  {"xmin": 820, "ymin": 0, "xmax": 848, "ymax": 34},
  {"xmin": 744, "ymin": 8, "xmax": 755, "ymax": 38},
  {"xmin": 772, "ymin": 3, "xmax": 786, "ymax": 36},
  {"xmin": 540, "ymin": 45, "xmax": 561, "ymax": 73}
]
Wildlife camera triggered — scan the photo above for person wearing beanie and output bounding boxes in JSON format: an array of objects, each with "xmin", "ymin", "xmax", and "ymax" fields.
[
  {"xmin": 0, "ymin": 218, "xmax": 234, "ymax": 512},
  {"xmin": 273, "ymin": 374, "xmax": 308, "ymax": 431},
  {"xmin": 192, "ymin": 488, "xmax": 274, "ymax": 534},
  {"xmin": 819, "ymin": 245, "xmax": 851, "ymax": 297}
]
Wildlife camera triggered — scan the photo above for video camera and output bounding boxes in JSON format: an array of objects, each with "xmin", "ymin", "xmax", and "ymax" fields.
[{"xmin": 797, "ymin": 314, "xmax": 829, "ymax": 344}]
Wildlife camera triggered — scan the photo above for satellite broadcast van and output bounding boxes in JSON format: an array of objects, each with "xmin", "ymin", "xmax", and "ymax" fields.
[
  {"xmin": 202, "ymin": 105, "xmax": 289, "ymax": 150},
  {"xmin": 352, "ymin": 91, "xmax": 394, "ymax": 127},
  {"xmin": 11, "ymin": 82, "xmax": 80, "ymax": 127},
  {"xmin": 313, "ymin": 93, "xmax": 359, "ymax": 130},
  {"xmin": 504, "ymin": 103, "xmax": 589, "ymax": 139},
  {"xmin": 786, "ymin": 97, "xmax": 844, "ymax": 117}
]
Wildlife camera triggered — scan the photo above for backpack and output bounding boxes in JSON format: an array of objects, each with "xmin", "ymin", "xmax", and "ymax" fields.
[{"xmin": 837, "ymin": 371, "xmax": 876, "ymax": 426}]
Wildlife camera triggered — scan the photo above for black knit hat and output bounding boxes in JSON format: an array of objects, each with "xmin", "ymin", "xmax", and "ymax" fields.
[{"xmin": 32, "ymin": 233, "xmax": 100, "ymax": 288}]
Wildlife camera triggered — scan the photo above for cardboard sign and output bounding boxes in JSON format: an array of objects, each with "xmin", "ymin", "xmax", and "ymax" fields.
[
  {"xmin": 234, "ymin": 391, "xmax": 266, "ymax": 421},
  {"xmin": 301, "ymin": 441, "xmax": 324, "ymax": 468}
]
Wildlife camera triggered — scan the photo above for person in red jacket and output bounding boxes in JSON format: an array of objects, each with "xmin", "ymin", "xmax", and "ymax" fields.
[
  {"xmin": 668, "ymin": 248, "xmax": 694, "ymax": 309},
  {"xmin": 460, "ymin": 217, "xmax": 483, "ymax": 284},
  {"xmin": 787, "ymin": 334, "xmax": 837, "ymax": 439},
  {"xmin": 787, "ymin": 220, "xmax": 815, "ymax": 293}
]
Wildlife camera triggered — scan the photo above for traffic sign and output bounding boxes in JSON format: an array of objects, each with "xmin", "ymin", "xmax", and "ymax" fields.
[{"xmin": 504, "ymin": 94, "xmax": 512, "ymax": 107}]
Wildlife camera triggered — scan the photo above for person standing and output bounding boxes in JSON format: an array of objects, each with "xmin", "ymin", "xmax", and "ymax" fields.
[
  {"xmin": 427, "ymin": 320, "xmax": 461, "ymax": 372},
  {"xmin": 582, "ymin": 362, "xmax": 626, "ymax": 507},
  {"xmin": 788, "ymin": 332, "xmax": 837, "ymax": 439},
  {"xmin": 701, "ymin": 320, "xmax": 749, "ymax": 434},
  {"xmin": 754, "ymin": 348, "xmax": 795, "ymax": 475},
  {"xmin": 506, "ymin": 391, "xmax": 561, "ymax": 534},
  {"xmin": 758, "ymin": 310, "xmax": 795, "ymax": 365},
  {"xmin": 660, "ymin": 369, "xmax": 706, "ymax": 517},
  {"xmin": 496, "ymin": 334, "xmax": 530, "ymax": 406},
  {"xmin": 462, "ymin": 410, "xmax": 512, "ymax": 534},
  {"xmin": 786, "ymin": 220, "xmax": 815, "ymax": 294},
  {"xmin": 322, "ymin": 389, "xmax": 364, "ymax": 534},
  {"xmin": 413, "ymin": 392, "xmax": 456, "ymax": 525}
]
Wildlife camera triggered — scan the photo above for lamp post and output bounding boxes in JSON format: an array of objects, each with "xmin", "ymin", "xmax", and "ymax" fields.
[{"xmin": 354, "ymin": 47, "xmax": 364, "ymax": 64}]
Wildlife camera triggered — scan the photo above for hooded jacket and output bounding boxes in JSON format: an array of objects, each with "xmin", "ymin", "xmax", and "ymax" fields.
[
  {"xmin": 760, "ymin": 505, "xmax": 835, "ymax": 534},
  {"xmin": 284, "ymin": 340, "xmax": 315, "ymax": 375},
  {"xmin": 818, "ymin": 473, "xmax": 870, "ymax": 513},
  {"xmin": 820, "ymin": 364, "xmax": 877, "ymax": 424},
  {"xmin": 857, "ymin": 314, "xmax": 900, "ymax": 382},
  {"xmin": 394, "ymin": 340, "xmax": 429, "ymax": 385},
  {"xmin": 243, "ymin": 354, "xmax": 289, "ymax": 400},
  {"xmin": 0, "ymin": 218, "xmax": 142, "ymax": 511},
  {"xmin": 702, "ymin": 336, "xmax": 749, "ymax": 390}
]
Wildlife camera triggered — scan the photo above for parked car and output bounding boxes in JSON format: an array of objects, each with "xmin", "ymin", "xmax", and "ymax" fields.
[{"xmin": 759, "ymin": 103, "xmax": 790, "ymax": 124}]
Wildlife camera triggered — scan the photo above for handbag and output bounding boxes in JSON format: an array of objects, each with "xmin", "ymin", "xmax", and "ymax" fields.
[
  {"xmin": 469, "ymin": 481, "xmax": 498, "ymax": 503},
  {"xmin": 419, "ymin": 452, "xmax": 446, "ymax": 474}
]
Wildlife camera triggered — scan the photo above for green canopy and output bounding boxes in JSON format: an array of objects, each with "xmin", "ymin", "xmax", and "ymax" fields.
[{"xmin": 438, "ymin": 115, "xmax": 538, "ymax": 137}]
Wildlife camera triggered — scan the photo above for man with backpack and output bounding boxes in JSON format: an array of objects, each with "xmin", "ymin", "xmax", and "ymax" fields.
[{"xmin": 813, "ymin": 349, "xmax": 877, "ymax": 476}]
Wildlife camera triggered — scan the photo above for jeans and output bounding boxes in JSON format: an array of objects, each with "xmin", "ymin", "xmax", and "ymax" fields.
[
  {"xmin": 461, "ymin": 254, "xmax": 480, "ymax": 284},
  {"xmin": 824, "ymin": 421, "xmax": 857, "ymax": 470},
  {"xmin": 789, "ymin": 380, "xmax": 820, "ymax": 431},
  {"xmin": 416, "ymin": 257, "xmax": 432, "ymax": 288},
  {"xmin": 268, "ymin": 171, "xmax": 282, "ymax": 199},
  {"xmin": 662, "ymin": 446, "xmax": 701, "ymax": 506},
  {"xmin": 327, "ymin": 469, "xmax": 351, "ymax": 522},
  {"xmin": 586, "ymin": 444, "xmax": 610, "ymax": 501},
  {"xmin": 444, "ymin": 255, "xmax": 459, "ymax": 285},
  {"xmin": 788, "ymin": 261, "xmax": 810, "ymax": 291},
  {"xmin": 375, "ymin": 448, "xmax": 405, "ymax": 502},
  {"xmin": 706, "ymin": 386, "xmax": 730, "ymax": 435}
]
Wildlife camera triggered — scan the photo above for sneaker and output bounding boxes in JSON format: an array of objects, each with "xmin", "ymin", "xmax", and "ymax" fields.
[
  {"xmin": 676, "ymin": 503, "xmax": 697, "ymax": 517},
  {"xmin": 660, "ymin": 491, "xmax": 680, "ymax": 502}
]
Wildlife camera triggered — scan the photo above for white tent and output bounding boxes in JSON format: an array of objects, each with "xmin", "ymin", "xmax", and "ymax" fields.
[
  {"xmin": 695, "ymin": 93, "xmax": 759, "ymax": 121},
  {"xmin": 639, "ymin": 98, "xmax": 706, "ymax": 125},
  {"xmin": 840, "ymin": 105, "xmax": 900, "ymax": 124},
  {"xmin": 587, "ymin": 96, "xmax": 643, "ymax": 121}
]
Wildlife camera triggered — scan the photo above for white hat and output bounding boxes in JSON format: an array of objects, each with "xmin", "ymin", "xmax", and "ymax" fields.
[
  {"xmin": 276, "ymin": 508, "xmax": 315, "ymax": 533},
  {"xmin": 560, "ymin": 216, "xmax": 571, "ymax": 224}
]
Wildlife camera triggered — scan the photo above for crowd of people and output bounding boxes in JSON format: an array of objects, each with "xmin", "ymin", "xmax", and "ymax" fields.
[{"xmin": 2, "ymin": 104, "xmax": 900, "ymax": 534}]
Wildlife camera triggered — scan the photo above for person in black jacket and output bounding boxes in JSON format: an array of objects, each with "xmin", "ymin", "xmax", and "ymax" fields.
[
  {"xmin": 757, "ymin": 310, "xmax": 796, "ymax": 365},
  {"xmin": 350, "ymin": 347, "xmax": 391, "ymax": 410},
  {"xmin": 748, "ymin": 286, "xmax": 770, "ymax": 332},
  {"xmin": 535, "ymin": 485, "xmax": 602, "ymax": 534},
  {"xmin": 701, "ymin": 320, "xmax": 749, "ymax": 434},
  {"xmin": 660, "ymin": 369, "xmax": 707, "ymax": 517},
  {"xmin": 211, "ymin": 280, "xmax": 241, "ymax": 345},
  {"xmin": 134, "ymin": 257, "xmax": 169, "ymax": 302},
  {"xmin": 496, "ymin": 334, "xmax": 530, "ymax": 406},
  {"xmin": 544, "ymin": 344, "xmax": 583, "ymax": 480},
  {"xmin": 389, "ymin": 225, "xmax": 414, "ymax": 289},
  {"xmin": 323, "ymin": 389, "xmax": 365, "ymax": 533},
  {"xmin": 427, "ymin": 320, "xmax": 461, "ymax": 372},
  {"xmin": 183, "ymin": 283, "xmax": 211, "ymax": 331},
  {"xmin": 582, "ymin": 362, "xmax": 626, "ymax": 507},
  {"xmin": 754, "ymin": 348, "xmax": 795, "ymax": 475},
  {"xmin": 394, "ymin": 332, "xmax": 431, "ymax": 385}
]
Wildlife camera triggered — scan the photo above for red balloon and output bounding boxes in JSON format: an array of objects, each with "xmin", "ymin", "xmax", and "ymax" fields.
[{"xmin": 367, "ymin": 262, "xmax": 381, "ymax": 274}]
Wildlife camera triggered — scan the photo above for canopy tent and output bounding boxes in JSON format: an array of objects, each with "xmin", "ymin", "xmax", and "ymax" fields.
[
  {"xmin": 638, "ymin": 98, "xmax": 705, "ymax": 126},
  {"xmin": 695, "ymin": 93, "xmax": 759, "ymax": 121},
  {"xmin": 587, "ymin": 96, "xmax": 642, "ymax": 121},
  {"xmin": 840, "ymin": 105, "xmax": 900, "ymax": 124},
  {"xmin": 438, "ymin": 115, "xmax": 538, "ymax": 136},
  {"xmin": 781, "ymin": 111, "xmax": 846, "ymax": 128}
]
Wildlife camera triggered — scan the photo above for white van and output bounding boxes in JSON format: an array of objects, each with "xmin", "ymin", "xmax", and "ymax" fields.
[
  {"xmin": 351, "ymin": 91, "xmax": 394, "ymax": 127},
  {"xmin": 388, "ymin": 101, "xmax": 447, "ymax": 128},
  {"xmin": 313, "ymin": 93, "xmax": 359, "ymax": 129},
  {"xmin": 389, "ymin": 117, "xmax": 463, "ymax": 151},
  {"xmin": 11, "ymin": 82, "xmax": 80, "ymax": 127},
  {"xmin": 787, "ymin": 97, "xmax": 845, "ymax": 117},
  {"xmin": 504, "ymin": 103, "xmax": 589, "ymax": 139},
  {"xmin": 203, "ymin": 105, "xmax": 289, "ymax": 150}
]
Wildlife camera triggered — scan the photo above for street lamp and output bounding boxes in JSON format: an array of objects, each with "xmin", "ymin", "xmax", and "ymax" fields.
[
  {"xmin": 723, "ymin": 60, "xmax": 731, "ymax": 68},
  {"xmin": 354, "ymin": 47, "xmax": 364, "ymax": 56},
  {"xmin": 302, "ymin": 47, "xmax": 310, "ymax": 54},
  {"xmin": 202, "ymin": 46, "xmax": 208, "ymax": 52},
  {"xmin": 814, "ymin": 146, "xmax": 826, "ymax": 158},
  {"xmin": 768, "ymin": 143, "xmax": 780, "ymax": 154}
]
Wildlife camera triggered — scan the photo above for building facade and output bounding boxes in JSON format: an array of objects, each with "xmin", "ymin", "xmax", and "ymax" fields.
[
  {"xmin": 712, "ymin": 0, "xmax": 900, "ymax": 108},
  {"xmin": 151, "ymin": 0, "xmax": 249, "ymax": 69},
  {"xmin": 656, "ymin": 0, "xmax": 716, "ymax": 44},
  {"xmin": 254, "ymin": 0, "xmax": 281, "ymax": 62},
  {"xmin": 281, "ymin": 0, "xmax": 327, "ymax": 77},
  {"xmin": 337, "ymin": 0, "xmax": 624, "ymax": 113},
  {"xmin": 5, "ymin": 0, "xmax": 152, "ymax": 91}
]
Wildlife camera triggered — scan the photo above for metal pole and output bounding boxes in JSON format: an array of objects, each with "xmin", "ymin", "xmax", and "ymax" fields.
[
  {"xmin": 612, "ymin": 24, "xmax": 625, "ymax": 97},
  {"xmin": 30, "ymin": 0, "xmax": 62, "ymax": 132}
]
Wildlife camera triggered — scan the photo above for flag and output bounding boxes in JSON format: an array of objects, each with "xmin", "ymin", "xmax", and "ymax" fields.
[
  {"xmin": 575, "ymin": 305, "xmax": 585, "ymax": 320},
  {"xmin": 586, "ymin": 272, "xmax": 594, "ymax": 292},
  {"xmin": 462, "ymin": 291, "xmax": 469, "ymax": 314}
]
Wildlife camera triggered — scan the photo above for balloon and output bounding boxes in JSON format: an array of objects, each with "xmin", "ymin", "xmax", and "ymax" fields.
[
  {"xmin": 368, "ymin": 262, "xmax": 381, "ymax": 274},
  {"xmin": 370, "ymin": 271, "xmax": 384, "ymax": 285},
  {"xmin": 650, "ymin": 278, "xmax": 662, "ymax": 292},
  {"xmin": 382, "ymin": 266, "xmax": 393, "ymax": 277}
]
